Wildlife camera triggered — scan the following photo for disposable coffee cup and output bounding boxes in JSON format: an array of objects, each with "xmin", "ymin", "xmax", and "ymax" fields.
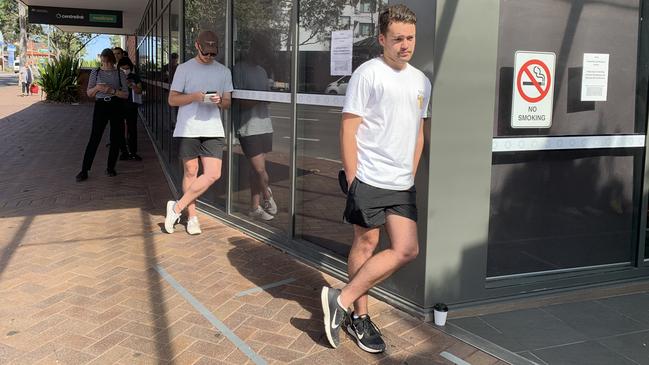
[{"xmin": 433, "ymin": 302, "xmax": 448, "ymax": 326}]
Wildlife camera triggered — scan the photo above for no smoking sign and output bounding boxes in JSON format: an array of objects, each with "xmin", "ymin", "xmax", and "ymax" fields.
[{"xmin": 511, "ymin": 51, "xmax": 556, "ymax": 128}]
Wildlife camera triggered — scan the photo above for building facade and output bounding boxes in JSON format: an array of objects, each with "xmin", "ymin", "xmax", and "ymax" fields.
[{"xmin": 134, "ymin": 0, "xmax": 649, "ymax": 319}]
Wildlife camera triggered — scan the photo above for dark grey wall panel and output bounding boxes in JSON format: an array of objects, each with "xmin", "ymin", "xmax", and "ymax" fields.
[{"xmin": 424, "ymin": 0, "xmax": 500, "ymax": 307}]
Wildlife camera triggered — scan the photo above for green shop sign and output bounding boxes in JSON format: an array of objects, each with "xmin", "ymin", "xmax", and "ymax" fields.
[{"xmin": 89, "ymin": 14, "xmax": 117, "ymax": 24}]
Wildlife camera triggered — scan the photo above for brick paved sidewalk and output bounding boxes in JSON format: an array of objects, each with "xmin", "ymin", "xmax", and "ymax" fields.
[{"xmin": 0, "ymin": 85, "xmax": 507, "ymax": 365}]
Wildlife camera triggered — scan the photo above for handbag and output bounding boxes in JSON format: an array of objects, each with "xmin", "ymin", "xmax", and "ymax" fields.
[{"xmin": 30, "ymin": 84, "xmax": 39, "ymax": 94}]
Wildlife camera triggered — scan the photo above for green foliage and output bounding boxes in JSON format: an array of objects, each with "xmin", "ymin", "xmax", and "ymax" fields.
[
  {"xmin": 109, "ymin": 35, "xmax": 122, "ymax": 48},
  {"xmin": 80, "ymin": 59, "xmax": 101, "ymax": 68},
  {"xmin": 36, "ymin": 56, "xmax": 81, "ymax": 103},
  {"xmin": 49, "ymin": 29, "xmax": 96, "ymax": 58},
  {"xmin": 298, "ymin": 0, "xmax": 349, "ymax": 45},
  {"xmin": 0, "ymin": 0, "xmax": 42, "ymax": 44}
]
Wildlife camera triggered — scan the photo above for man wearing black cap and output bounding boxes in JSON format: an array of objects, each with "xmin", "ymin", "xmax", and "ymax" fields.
[{"xmin": 165, "ymin": 30, "xmax": 233, "ymax": 235}]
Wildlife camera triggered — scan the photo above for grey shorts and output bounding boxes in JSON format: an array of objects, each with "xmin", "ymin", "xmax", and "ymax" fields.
[
  {"xmin": 177, "ymin": 137, "xmax": 224, "ymax": 160},
  {"xmin": 343, "ymin": 178, "xmax": 417, "ymax": 228}
]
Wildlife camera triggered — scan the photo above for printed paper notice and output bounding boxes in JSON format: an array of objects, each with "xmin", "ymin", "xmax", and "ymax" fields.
[
  {"xmin": 330, "ymin": 30, "xmax": 353, "ymax": 76},
  {"xmin": 581, "ymin": 53, "xmax": 609, "ymax": 101}
]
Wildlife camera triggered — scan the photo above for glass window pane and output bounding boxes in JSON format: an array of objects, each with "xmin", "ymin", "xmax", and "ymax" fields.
[
  {"xmin": 294, "ymin": 0, "xmax": 384, "ymax": 255},
  {"xmin": 231, "ymin": 0, "xmax": 292, "ymax": 232},
  {"xmin": 168, "ymin": 0, "xmax": 182, "ymax": 183},
  {"xmin": 297, "ymin": 0, "xmax": 385, "ymax": 94},
  {"xmin": 487, "ymin": 150, "xmax": 641, "ymax": 277},
  {"xmin": 494, "ymin": 0, "xmax": 641, "ymax": 136},
  {"xmin": 184, "ymin": 0, "xmax": 226, "ymax": 62},
  {"xmin": 295, "ymin": 105, "xmax": 352, "ymax": 255}
]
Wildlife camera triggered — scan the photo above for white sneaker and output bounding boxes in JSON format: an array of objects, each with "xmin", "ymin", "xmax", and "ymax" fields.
[
  {"xmin": 164, "ymin": 200, "xmax": 181, "ymax": 233},
  {"xmin": 262, "ymin": 188, "xmax": 278, "ymax": 215},
  {"xmin": 186, "ymin": 216, "xmax": 202, "ymax": 235},
  {"xmin": 249, "ymin": 206, "xmax": 274, "ymax": 221}
]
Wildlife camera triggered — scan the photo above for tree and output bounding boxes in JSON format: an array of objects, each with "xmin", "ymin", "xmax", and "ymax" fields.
[
  {"xmin": 109, "ymin": 34, "xmax": 122, "ymax": 48},
  {"xmin": 49, "ymin": 29, "xmax": 97, "ymax": 59},
  {"xmin": 0, "ymin": 0, "xmax": 41, "ymax": 44},
  {"xmin": 298, "ymin": 0, "xmax": 348, "ymax": 45}
]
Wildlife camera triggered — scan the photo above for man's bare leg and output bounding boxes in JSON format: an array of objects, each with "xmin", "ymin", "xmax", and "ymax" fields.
[
  {"xmin": 347, "ymin": 225, "xmax": 380, "ymax": 316},
  {"xmin": 175, "ymin": 156, "xmax": 222, "ymax": 213},
  {"xmin": 181, "ymin": 158, "xmax": 199, "ymax": 218},
  {"xmin": 339, "ymin": 214, "xmax": 419, "ymax": 309}
]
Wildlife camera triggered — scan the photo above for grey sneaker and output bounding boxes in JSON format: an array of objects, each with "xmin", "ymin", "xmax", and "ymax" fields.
[
  {"xmin": 262, "ymin": 187, "xmax": 278, "ymax": 215},
  {"xmin": 249, "ymin": 206, "xmax": 274, "ymax": 221},
  {"xmin": 186, "ymin": 216, "xmax": 202, "ymax": 235},
  {"xmin": 321, "ymin": 286, "xmax": 348, "ymax": 349},
  {"xmin": 346, "ymin": 313, "xmax": 386, "ymax": 353},
  {"xmin": 164, "ymin": 200, "xmax": 181, "ymax": 233}
]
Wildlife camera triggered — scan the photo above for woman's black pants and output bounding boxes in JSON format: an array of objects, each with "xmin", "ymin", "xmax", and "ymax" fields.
[
  {"xmin": 120, "ymin": 102, "xmax": 139, "ymax": 155},
  {"xmin": 81, "ymin": 99, "xmax": 124, "ymax": 172}
]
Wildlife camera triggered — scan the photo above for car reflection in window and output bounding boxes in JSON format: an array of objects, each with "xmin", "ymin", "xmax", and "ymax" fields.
[{"xmin": 325, "ymin": 76, "xmax": 350, "ymax": 95}]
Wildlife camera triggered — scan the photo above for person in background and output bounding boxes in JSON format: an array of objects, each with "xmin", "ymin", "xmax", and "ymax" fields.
[
  {"xmin": 117, "ymin": 57, "xmax": 143, "ymax": 161},
  {"xmin": 164, "ymin": 30, "xmax": 233, "ymax": 235},
  {"xmin": 112, "ymin": 47, "xmax": 125, "ymax": 63},
  {"xmin": 76, "ymin": 48, "xmax": 129, "ymax": 182},
  {"xmin": 19, "ymin": 63, "xmax": 32, "ymax": 96}
]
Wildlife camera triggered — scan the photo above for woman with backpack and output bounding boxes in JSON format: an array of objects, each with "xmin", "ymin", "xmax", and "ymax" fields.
[{"xmin": 76, "ymin": 48, "xmax": 128, "ymax": 182}]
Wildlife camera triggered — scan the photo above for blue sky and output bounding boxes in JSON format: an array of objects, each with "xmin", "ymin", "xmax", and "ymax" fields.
[{"xmin": 84, "ymin": 34, "xmax": 111, "ymax": 60}]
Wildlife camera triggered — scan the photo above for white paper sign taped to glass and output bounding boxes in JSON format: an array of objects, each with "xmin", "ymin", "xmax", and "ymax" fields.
[
  {"xmin": 581, "ymin": 53, "xmax": 609, "ymax": 102},
  {"xmin": 511, "ymin": 51, "xmax": 556, "ymax": 128},
  {"xmin": 330, "ymin": 30, "xmax": 353, "ymax": 76}
]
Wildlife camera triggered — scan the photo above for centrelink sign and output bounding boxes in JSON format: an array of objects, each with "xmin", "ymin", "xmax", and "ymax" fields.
[{"xmin": 28, "ymin": 5, "xmax": 123, "ymax": 28}]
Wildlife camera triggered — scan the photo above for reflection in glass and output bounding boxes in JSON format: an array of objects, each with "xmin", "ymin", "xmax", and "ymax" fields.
[
  {"xmin": 295, "ymin": 105, "xmax": 352, "ymax": 256},
  {"xmin": 487, "ymin": 150, "xmax": 640, "ymax": 277},
  {"xmin": 298, "ymin": 0, "xmax": 384, "ymax": 94},
  {"xmin": 168, "ymin": 0, "xmax": 182, "ymax": 183},
  {"xmin": 494, "ymin": 0, "xmax": 640, "ymax": 136},
  {"xmin": 184, "ymin": 0, "xmax": 226, "ymax": 63},
  {"xmin": 232, "ymin": 0, "xmax": 292, "ymax": 232},
  {"xmin": 162, "ymin": 8, "xmax": 171, "ymax": 162},
  {"xmin": 294, "ymin": 0, "xmax": 383, "ymax": 255},
  {"xmin": 156, "ymin": 20, "xmax": 163, "ymax": 144},
  {"xmin": 233, "ymin": 35, "xmax": 277, "ymax": 221}
]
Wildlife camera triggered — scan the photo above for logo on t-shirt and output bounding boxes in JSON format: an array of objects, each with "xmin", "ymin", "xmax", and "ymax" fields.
[{"xmin": 417, "ymin": 90, "xmax": 425, "ymax": 109}]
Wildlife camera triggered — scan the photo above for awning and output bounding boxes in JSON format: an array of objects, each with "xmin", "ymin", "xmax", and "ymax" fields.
[{"xmin": 21, "ymin": 0, "xmax": 147, "ymax": 35}]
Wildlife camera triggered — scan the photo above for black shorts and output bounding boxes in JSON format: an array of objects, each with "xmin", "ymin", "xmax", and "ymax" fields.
[
  {"xmin": 177, "ymin": 137, "xmax": 224, "ymax": 160},
  {"xmin": 343, "ymin": 178, "xmax": 417, "ymax": 228},
  {"xmin": 240, "ymin": 133, "xmax": 273, "ymax": 158}
]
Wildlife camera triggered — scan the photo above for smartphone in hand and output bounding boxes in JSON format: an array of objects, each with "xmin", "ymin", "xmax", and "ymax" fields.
[{"xmin": 203, "ymin": 91, "xmax": 219, "ymax": 103}]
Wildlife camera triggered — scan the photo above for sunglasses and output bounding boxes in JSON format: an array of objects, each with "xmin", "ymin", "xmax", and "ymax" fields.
[
  {"xmin": 198, "ymin": 45, "xmax": 217, "ymax": 57},
  {"xmin": 200, "ymin": 51, "xmax": 217, "ymax": 57}
]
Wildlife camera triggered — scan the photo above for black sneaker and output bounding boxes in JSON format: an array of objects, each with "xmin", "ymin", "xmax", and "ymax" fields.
[
  {"xmin": 321, "ymin": 286, "xmax": 348, "ymax": 349},
  {"xmin": 75, "ymin": 170, "xmax": 88, "ymax": 182},
  {"xmin": 119, "ymin": 154, "xmax": 131, "ymax": 161},
  {"xmin": 346, "ymin": 313, "xmax": 386, "ymax": 353},
  {"xmin": 106, "ymin": 169, "xmax": 117, "ymax": 177},
  {"xmin": 131, "ymin": 153, "xmax": 142, "ymax": 161}
]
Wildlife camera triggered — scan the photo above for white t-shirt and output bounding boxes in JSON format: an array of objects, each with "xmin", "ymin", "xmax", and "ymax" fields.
[
  {"xmin": 170, "ymin": 58, "xmax": 234, "ymax": 137},
  {"xmin": 232, "ymin": 62, "xmax": 273, "ymax": 137},
  {"xmin": 343, "ymin": 57, "xmax": 432, "ymax": 190}
]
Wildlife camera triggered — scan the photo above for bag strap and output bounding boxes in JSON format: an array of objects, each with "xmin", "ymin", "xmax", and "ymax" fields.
[{"xmin": 95, "ymin": 67, "xmax": 122, "ymax": 89}]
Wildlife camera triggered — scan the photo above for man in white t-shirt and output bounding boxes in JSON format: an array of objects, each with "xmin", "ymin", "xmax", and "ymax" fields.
[
  {"xmin": 321, "ymin": 5, "xmax": 431, "ymax": 354},
  {"xmin": 164, "ymin": 30, "xmax": 233, "ymax": 235}
]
